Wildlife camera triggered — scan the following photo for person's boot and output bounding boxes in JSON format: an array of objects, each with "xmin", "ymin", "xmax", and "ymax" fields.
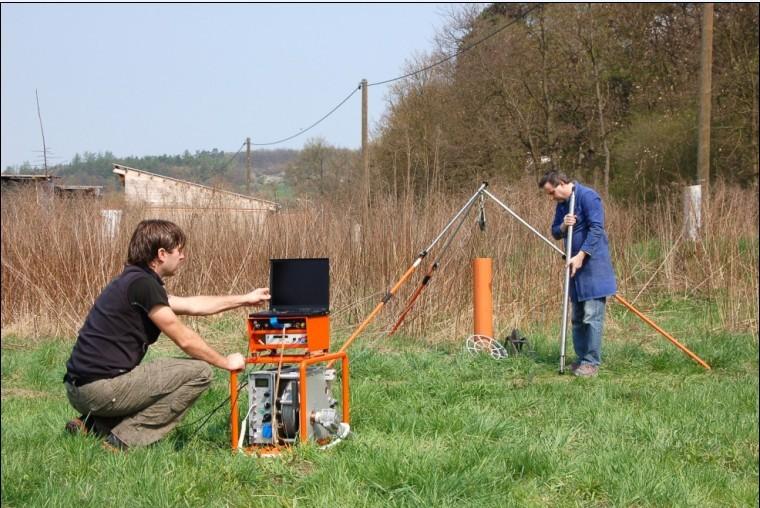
[
  {"xmin": 64, "ymin": 415, "xmax": 93, "ymax": 436},
  {"xmin": 102, "ymin": 432, "xmax": 129, "ymax": 452},
  {"xmin": 574, "ymin": 364, "xmax": 599, "ymax": 377}
]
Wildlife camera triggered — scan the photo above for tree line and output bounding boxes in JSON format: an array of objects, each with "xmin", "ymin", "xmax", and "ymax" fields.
[
  {"xmin": 5, "ymin": 148, "xmax": 299, "ymax": 197},
  {"xmin": 371, "ymin": 3, "xmax": 758, "ymax": 201}
]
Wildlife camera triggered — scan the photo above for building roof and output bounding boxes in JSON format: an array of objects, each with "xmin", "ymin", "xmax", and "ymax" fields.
[
  {"xmin": 1, "ymin": 174, "xmax": 58, "ymax": 182},
  {"xmin": 112, "ymin": 163, "xmax": 279, "ymax": 209},
  {"xmin": 55, "ymin": 185, "xmax": 103, "ymax": 190}
]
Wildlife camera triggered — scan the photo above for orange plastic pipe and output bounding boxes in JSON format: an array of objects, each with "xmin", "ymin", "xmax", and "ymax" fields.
[
  {"xmin": 473, "ymin": 258, "xmax": 494, "ymax": 338},
  {"xmin": 614, "ymin": 294, "xmax": 711, "ymax": 370}
]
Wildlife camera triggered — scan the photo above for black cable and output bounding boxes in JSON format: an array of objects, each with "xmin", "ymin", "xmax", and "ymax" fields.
[
  {"xmin": 216, "ymin": 142, "xmax": 246, "ymax": 172},
  {"xmin": 368, "ymin": 4, "xmax": 540, "ymax": 87},
  {"xmin": 179, "ymin": 379, "xmax": 248, "ymax": 443},
  {"xmin": 180, "ymin": 336, "xmax": 263, "ymax": 443},
  {"xmin": 240, "ymin": 6, "xmax": 537, "ymax": 149},
  {"xmin": 251, "ymin": 86, "xmax": 361, "ymax": 146}
]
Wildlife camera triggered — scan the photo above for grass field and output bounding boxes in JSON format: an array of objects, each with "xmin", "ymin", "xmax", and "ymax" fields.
[{"xmin": 2, "ymin": 300, "xmax": 758, "ymax": 507}]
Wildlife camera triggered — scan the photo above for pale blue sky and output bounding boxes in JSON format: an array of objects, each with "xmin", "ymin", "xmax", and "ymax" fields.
[{"xmin": 1, "ymin": 3, "xmax": 459, "ymax": 169}]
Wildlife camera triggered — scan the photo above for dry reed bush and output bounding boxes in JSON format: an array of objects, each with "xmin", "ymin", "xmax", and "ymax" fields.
[
  {"xmin": 1, "ymin": 177, "xmax": 757, "ymax": 345},
  {"xmin": 605, "ymin": 180, "xmax": 759, "ymax": 333},
  {"xmin": 2, "ymin": 189, "xmax": 128, "ymax": 338}
]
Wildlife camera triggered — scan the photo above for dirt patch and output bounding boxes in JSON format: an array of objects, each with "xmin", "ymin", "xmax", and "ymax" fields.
[{"xmin": 1, "ymin": 388, "xmax": 51, "ymax": 400}]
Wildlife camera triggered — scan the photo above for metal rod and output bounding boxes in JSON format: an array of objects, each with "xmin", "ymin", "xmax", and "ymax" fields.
[
  {"xmin": 483, "ymin": 189, "xmax": 565, "ymax": 256},
  {"xmin": 559, "ymin": 188, "xmax": 576, "ymax": 374}
]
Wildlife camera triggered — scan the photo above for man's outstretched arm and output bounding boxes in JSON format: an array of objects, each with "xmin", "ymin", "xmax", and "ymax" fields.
[
  {"xmin": 149, "ymin": 305, "xmax": 245, "ymax": 371},
  {"xmin": 168, "ymin": 288, "xmax": 270, "ymax": 316}
]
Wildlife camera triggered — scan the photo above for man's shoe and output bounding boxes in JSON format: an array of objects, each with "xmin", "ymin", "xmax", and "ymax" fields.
[
  {"xmin": 570, "ymin": 361, "xmax": 580, "ymax": 372},
  {"xmin": 64, "ymin": 416, "xmax": 91, "ymax": 436},
  {"xmin": 102, "ymin": 432, "xmax": 129, "ymax": 452},
  {"xmin": 574, "ymin": 364, "xmax": 599, "ymax": 377}
]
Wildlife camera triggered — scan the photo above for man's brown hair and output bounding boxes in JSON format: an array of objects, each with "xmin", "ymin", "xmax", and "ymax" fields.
[
  {"xmin": 538, "ymin": 170, "xmax": 570, "ymax": 189},
  {"xmin": 127, "ymin": 220, "xmax": 186, "ymax": 266}
]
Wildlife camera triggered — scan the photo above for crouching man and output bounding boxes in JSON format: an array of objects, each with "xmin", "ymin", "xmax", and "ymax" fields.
[{"xmin": 63, "ymin": 219, "xmax": 270, "ymax": 450}]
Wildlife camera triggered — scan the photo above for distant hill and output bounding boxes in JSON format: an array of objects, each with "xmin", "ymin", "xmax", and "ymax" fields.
[{"xmin": 4, "ymin": 148, "xmax": 298, "ymax": 197}]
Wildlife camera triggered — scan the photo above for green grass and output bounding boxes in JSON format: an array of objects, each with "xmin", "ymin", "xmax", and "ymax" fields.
[{"xmin": 2, "ymin": 313, "xmax": 758, "ymax": 507}]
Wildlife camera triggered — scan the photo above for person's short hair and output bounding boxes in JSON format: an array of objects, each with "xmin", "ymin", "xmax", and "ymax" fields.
[
  {"xmin": 127, "ymin": 220, "xmax": 186, "ymax": 266},
  {"xmin": 538, "ymin": 170, "xmax": 570, "ymax": 189}
]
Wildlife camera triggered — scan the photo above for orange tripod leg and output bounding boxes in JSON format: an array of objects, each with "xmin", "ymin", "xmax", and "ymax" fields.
[
  {"xmin": 328, "ymin": 261, "xmax": 421, "ymax": 368},
  {"xmin": 614, "ymin": 294, "xmax": 711, "ymax": 370},
  {"xmin": 388, "ymin": 271, "xmax": 432, "ymax": 336}
]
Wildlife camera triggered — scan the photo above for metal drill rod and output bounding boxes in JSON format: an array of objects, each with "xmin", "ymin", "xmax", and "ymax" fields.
[{"xmin": 559, "ymin": 188, "xmax": 576, "ymax": 374}]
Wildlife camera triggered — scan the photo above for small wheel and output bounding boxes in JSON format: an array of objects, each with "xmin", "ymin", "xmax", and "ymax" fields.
[{"xmin": 465, "ymin": 334, "xmax": 508, "ymax": 360}]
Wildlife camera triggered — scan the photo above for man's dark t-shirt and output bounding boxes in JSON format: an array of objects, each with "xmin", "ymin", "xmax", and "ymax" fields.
[{"xmin": 65, "ymin": 264, "xmax": 169, "ymax": 381}]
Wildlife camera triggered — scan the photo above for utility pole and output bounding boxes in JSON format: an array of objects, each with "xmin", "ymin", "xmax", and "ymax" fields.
[
  {"xmin": 685, "ymin": 2, "xmax": 714, "ymax": 240},
  {"xmin": 361, "ymin": 79, "xmax": 369, "ymax": 211},
  {"xmin": 35, "ymin": 89, "xmax": 48, "ymax": 175},
  {"xmin": 246, "ymin": 137, "xmax": 252, "ymax": 195},
  {"xmin": 697, "ymin": 3, "xmax": 714, "ymax": 200}
]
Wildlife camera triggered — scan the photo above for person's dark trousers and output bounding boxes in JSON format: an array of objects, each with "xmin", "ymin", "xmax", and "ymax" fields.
[{"xmin": 65, "ymin": 358, "xmax": 213, "ymax": 447}]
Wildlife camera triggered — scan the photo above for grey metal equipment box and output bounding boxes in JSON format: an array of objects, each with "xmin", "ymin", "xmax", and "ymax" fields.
[{"xmin": 247, "ymin": 366, "xmax": 337, "ymax": 445}]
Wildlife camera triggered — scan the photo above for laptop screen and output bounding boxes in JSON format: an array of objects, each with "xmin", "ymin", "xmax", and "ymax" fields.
[{"xmin": 269, "ymin": 258, "xmax": 329, "ymax": 313}]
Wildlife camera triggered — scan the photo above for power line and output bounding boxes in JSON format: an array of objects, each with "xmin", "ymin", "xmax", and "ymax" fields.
[
  {"xmin": 368, "ymin": 4, "xmax": 540, "ymax": 87},
  {"xmin": 247, "ymin": 6, "xmax": 537, "ymax": 147},
  {"xmin": 216, "ymin": 142, "xmax": 246, "ymax": 172},
  {"xmin": 251, "ymin": 86, "xmax": 361, "ymax": 146}
]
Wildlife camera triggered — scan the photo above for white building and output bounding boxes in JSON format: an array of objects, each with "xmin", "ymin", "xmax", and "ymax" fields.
[{"xmin": 112, "ymin": 163, "xmax": 279, "ymax": 221}]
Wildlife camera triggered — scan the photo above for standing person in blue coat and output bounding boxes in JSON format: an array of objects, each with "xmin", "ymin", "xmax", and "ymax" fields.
[{"xmin": 539, "ymin": 171, "xmax": 617, "ymax": 377}]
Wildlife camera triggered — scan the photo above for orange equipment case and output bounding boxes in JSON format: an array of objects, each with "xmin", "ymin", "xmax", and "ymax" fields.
[{"xmin": 246, "ymin": 314, "xmax": 330, "ymax": 354}]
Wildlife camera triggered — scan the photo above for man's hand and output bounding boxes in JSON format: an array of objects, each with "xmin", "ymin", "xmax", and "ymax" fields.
[
  {"xmin": 568, "ymin": 251, "xmax": 586, "ymax": 277},
  {"xmin": 241, "ymin": 288, "xmax": 271, "ymax": 307},
  {"xmin": 560, "ymin": 213, "xmax": 577, "ymax": 233},
  {"xmin": 225, "ymin": 353, "xmax": 246, "ymax": 372}
]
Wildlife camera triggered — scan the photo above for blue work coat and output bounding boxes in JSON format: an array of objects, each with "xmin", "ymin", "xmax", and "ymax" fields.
[{"xmin": 551, "ymin": 183, "xmax": 617, "ymax": 302}]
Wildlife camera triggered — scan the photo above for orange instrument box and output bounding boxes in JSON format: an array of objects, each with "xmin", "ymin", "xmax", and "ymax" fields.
[{"xmin": 246, "ymin": 314, "xmax": 330, "ymax": 353}]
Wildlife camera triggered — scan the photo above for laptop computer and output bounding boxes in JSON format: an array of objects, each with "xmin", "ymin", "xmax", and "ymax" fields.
[{"xmin": 252, "ymin": 258, "xmax": 329, "ymax": 317}]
